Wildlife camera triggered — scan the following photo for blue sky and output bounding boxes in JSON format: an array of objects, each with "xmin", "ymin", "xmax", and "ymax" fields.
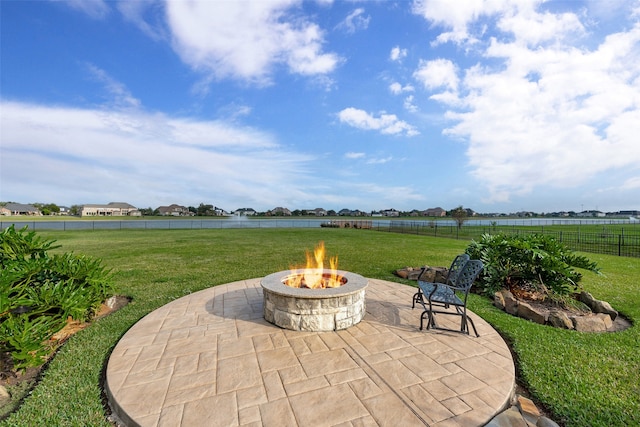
[{"xmin": 1, "ymin": 0, "xmax": 639, "ymax": 214}]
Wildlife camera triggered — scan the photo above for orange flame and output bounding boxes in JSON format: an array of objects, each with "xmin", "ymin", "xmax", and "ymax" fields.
[{"xmin": 286, "ymin": 241, "xmax": 344, "ymax": 289}]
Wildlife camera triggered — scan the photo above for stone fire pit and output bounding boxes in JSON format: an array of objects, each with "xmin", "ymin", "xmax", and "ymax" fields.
[{"xmin": 261, "ymin": 269, "xmax": 368, "ymax": 332}]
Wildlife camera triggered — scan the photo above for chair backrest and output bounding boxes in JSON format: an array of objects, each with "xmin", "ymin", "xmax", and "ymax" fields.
[
  {"xmin": 454, "ymin": 259, "xmax": 483, "ymax": 292},
  {"xmin": 446, "ymin": 254, "xmax": 470, "ymax": 287}
]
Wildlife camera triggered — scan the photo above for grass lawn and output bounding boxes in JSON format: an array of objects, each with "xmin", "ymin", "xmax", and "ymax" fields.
[{"xmin": 1, "ymin": 228, "xmax": 638, "ymax": 426}]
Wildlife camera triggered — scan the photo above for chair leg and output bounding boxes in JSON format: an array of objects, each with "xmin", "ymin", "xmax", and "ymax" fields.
[
  {"xmin": 466, "ymin": 315, "xmax": 479, "ymax": 337},
  {"xmin": 412, "ymin": 290, "xmax": 422, "ymax": 309},
  {"xmin": 459, "ymin": 309, "xmax": 479, "ymax": 337}
]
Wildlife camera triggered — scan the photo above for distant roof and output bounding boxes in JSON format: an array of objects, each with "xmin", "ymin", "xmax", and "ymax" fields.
[{"xmin": 4, "ymin": 203, "xmax": 39, "ymax": 212}]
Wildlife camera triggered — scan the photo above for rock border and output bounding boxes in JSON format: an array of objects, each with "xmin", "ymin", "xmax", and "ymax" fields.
[{"xmin": 494, "ymin": 290, "xmax": 628, "ymax": 332}]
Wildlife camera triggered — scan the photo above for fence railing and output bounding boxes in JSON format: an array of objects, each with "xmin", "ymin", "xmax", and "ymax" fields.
[
  {"xmin": 372, "ymin": 222, "xmax": 640, "ymax": 258},
  {"xmin": 3, "ymin": 218, "xmax": 639, "ymax": 257}
]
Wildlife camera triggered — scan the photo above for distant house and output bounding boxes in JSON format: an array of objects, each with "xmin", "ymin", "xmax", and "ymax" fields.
[
  {"xmin": 213, "ymin": 206, "xmax": 228, "ymax": 216},
  {"xmin": 269, "ymin": 207, "xmax": 292, "ymax": 216},
  {"xmin": 381, "ymin": 209, "xmax": 400, "ymax": 217},
  {"xmin": 424, "ymin": 207, "xmax": 446, "ymax": 217},
  {"xmin": 305, "ymin": 208, "xmax": 327, "ymax": 216},
  {"xmin": 234, "ymin": 208, "xmax": 257, "ymax": 216},
  {"xmin": 577, "ymin": 210, "xmax": 605, "ymax": 218},
  {"xmin": 2, "ymin": 203, "xmax": 41, "ymax": 216},
  {"xmin": 157, "ymin": 204, "xmax": 191, "ymax": 216},
  {"xmin": 80, "ymin": 202, "xmax": 141, "ymax": 217}
]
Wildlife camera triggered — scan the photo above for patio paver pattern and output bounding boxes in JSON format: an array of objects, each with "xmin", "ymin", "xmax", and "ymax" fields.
[{"xmin": 106, "ymin": 278, "xmax": 515, "ymax": 426}]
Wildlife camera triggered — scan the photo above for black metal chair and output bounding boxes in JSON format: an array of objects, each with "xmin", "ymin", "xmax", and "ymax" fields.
[
  {"xmin": 418, "ymin": 259, "xmax": 483, "ymax": 337},
  {"xmin": 412, "ymin": 254, "xmax": 469, "ymax": 310}
]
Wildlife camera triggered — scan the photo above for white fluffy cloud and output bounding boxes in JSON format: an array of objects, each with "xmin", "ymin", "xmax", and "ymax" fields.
[
  {"xmin": 337, "ymin": 107, "xmax": 419, "ymax": 136},
  {"xmin": 413, "ymin": 58, "xmax": 459, "ymax": 91},
  {"xmin": 413, "ymin": 1, "xmax": 640, "ymax": 203},
  {"xmin": 337, "ymin": 8, "xmax": 370, "ymax": 34},
  {"xmin": 389, "ymin": 82, "xmax": 414, "ymax": 95},
  {"xmin": 165, "ymin": 0, "xmax": 341, "ymax": 85},
  {"xmin": 390, "ymin": 46, "xmax": 407, "ymax": 61}
]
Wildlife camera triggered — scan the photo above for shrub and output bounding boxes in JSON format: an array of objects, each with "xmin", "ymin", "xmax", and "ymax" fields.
[
  {"xmin": 0, "ymin": 226, "xmax": 113, "ymax": 370},
  {"xmin": 465, "ymin": 233, "xmax": 600, "ymax": 302}
]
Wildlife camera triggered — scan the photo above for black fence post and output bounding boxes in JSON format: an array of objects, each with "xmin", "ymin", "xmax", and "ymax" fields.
[{"xmin": 619, "ymin": 234, "xmax": 622, "ymax": 256}]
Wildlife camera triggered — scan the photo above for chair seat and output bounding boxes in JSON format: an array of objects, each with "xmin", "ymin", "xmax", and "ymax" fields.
[{"xmin": 417, "ymin": 281, "xmax": 456, "ymax": 302}]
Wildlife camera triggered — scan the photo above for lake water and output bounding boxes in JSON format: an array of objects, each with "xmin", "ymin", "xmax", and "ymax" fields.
[{"xmin": 2, "ymin": 216, "xmax": 638, "ymax": 231}]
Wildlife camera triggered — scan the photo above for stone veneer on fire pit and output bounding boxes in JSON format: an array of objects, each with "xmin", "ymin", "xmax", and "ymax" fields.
[{"xmin": 261, "ymin": 269, "xmax": 368, "ymax": 332}]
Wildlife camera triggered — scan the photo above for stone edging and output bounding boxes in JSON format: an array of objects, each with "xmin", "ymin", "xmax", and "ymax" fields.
[{"xmin": 494, "ymin": 290, "xmax": 622, "ymax": 332}]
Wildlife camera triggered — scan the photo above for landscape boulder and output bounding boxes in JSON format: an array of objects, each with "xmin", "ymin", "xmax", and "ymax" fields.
[
  {"xmin": 579, "ymin": 291, "xmax": 618, "ymax": 320},
  {"xmin": 503, "ymin": 291, "xmax": 519, "ymax": 315},
  {"xmin": 596, "ymin": 313, "xmax": 613, "ymax": 329},
  {"xmin": 572, "ymin": 315, "xmax": 607, "ymax": 332},
  {"xmin": 394, "ymin": 266, "xmax": 447, "ymax": 282},
  {"xmin": 517, "ymin": 301, "xmax": 548, "ymax": 325},
  {"xmin": 548, "ymin": 310, "xmax": 574, "ymax": 329}
]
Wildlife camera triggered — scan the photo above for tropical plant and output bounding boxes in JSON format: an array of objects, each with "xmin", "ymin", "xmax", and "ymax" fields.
[
  {"xmin": 465, "ymin": 233, "xmax": 600, "ymax": 302},
  {"xmin": 0, "ymin": 226, "xmax": 113, "ymax": 369}
]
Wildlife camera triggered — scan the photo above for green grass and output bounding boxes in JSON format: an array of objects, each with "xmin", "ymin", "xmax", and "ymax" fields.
[{"xmin": 1, "ymin": 228, "xmax": 638, "ymax": 426}]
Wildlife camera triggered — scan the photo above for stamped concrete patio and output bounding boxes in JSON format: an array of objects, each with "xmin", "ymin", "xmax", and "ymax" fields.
[{"xmin": 106, "ymin": 278, "xmax": 515, "ymax": 426}]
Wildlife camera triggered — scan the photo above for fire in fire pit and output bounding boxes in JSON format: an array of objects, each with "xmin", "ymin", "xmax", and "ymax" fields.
[{"xmin": 285, "ymin": 241, "xmax": 345, "ymax": 289}]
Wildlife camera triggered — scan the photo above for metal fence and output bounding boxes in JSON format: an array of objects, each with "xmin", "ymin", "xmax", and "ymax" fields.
[
  {"xmin": 372, "ymin": 221, "xmax": 640, "ymax": 258},
  {"xmin": 0, "ymin": 219, "xmax": 330, "ymax": 231},
  {"xmin": 3, "ymin": 218, "xmax": 639, "ymax": 257}
]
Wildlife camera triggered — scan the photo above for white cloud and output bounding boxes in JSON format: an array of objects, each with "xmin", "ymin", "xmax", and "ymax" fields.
[
  {"xmin": 390, "ymin": 46, "xmax": 407, "ymax": 61},
  {"xmin": 165, "ymin": 0, "xmax": 341, "ymax": 85},
  {"xmin": 85, "ymin": 64, "xmax": 141, "ymax": 109},
  {"xmin": 62, "ymin": 0, "xmax": 110, "ymax": 20},
  {"xmin": 337, "ymin": 107, "xmax": 419, "ymax": 136},
  {"xmin": 117, "ymin": 0, "xmax": 166, "ymax": 41},
  {"xmin": 413, "ymin": 58, "xmax": 459, "ymax": 91},
  {"xmin": 389, "ymin": 82, "xmax": 414, "ymax": 95},
  {"xmin": 404, "ymin": 95, "xmax": 418, "ymax": 113},
  {"xmin": 345, "ymin": 152, "xmax": 365, "ymax": 159},
  {"xmin": 497, "ymin": 7, "xmax": 585, "ymax": 45},
  {"xmin": 412, "ymin": 0, "xmax": 524, "ymax": 45},
  {"xmin": 366, "ymin": 156, "xmax": 393, "ymax": 165},
  {"xmin": 337, "ymin": 8, "xmax": 370, "ymax": 34},
  {"xmin": 417, "ymin": 5, "xmax": 640, "ymax": 203}
]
